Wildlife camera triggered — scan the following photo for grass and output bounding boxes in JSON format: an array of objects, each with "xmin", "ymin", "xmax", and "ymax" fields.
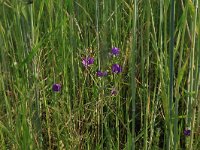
[{"xmin": 0, "ymin": 0, "xmax": 200, "ymax": 149}]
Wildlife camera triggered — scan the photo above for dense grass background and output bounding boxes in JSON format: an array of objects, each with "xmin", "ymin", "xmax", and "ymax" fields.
[{"xmin": 0, "ymin": 0, "xmax": 200, "ymax": 149}]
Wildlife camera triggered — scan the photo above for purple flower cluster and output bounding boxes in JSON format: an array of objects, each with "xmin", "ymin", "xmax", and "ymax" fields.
[
  {"xmin": 81, "ymin": 47, "xmax": 122, "ymax": 75},
  {"xmin": 53, "ymin": 47, "xmax": 122, "ymax": 94},
  {"xmin": 111, "ymin": 47, "xmax": 122, "ymax": 74},
  {"xmin": 80, "ymin": 47, "xmax": 121, "ymax": 96}
]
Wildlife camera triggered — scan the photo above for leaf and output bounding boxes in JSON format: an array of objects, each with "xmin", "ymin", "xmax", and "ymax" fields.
[
  {"xmin": 176, "ymin": 57, "xmax": 188, "ymax": 89},
  {"xmin": 188, "ymin": 0, "xmax": 195, "ymax": 18}
]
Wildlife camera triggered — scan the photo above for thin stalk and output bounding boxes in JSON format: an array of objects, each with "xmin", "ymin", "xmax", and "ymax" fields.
[
  {"xmin": 95, "ymin": 0, "xmax": 101, "ymax": 147},
  {"xmin": 140, "ymin": 3, "xmax": 144, "ymax": 138},
  {"xmin": 169, "ymin": 0, "xmax": 175, "ymax": 149},
  {"xmin": 29, "ymin": 3, "xmax": 42, "ymax": 148},
  {"xmin": 114, "ymin": 1, "xmax": 120, "ymax": 149},
  {"xmin": 131, "ymin": 0, "xmax": 137, "ymax": 149},
  {"xmin": 115, "ymin": 0, "xmax": 118, "ymax": 42},
  {"xmin": 144, "ymin": 0, "xmax": 151, "ymax": 149},
  {"xmin": 189, "ymin": 0, "xmax": 198, "ymax": 149},
  {"xmin": 101, "ymin": 0, "xmax": 106, "ymax": 148}
]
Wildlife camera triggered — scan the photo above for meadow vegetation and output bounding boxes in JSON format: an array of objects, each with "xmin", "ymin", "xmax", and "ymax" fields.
[{"xmin": 0, "ymin": 0, "xmax": 200, "ymax": 149}]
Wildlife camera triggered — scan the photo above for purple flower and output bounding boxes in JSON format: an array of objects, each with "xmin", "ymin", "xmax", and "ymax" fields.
[
  {"xmin": 96, "ymin": 71, "xmax": 107, "ymax": 77},
  {"xmin": 112, "ymin": 64, "xmax": 122, "ymax": 73},
  {"xmin": 82, "ymin": 57, "xmax": 94, "ymax": 67},
  {"xmin": 52, "ymin": 84, "xmax": 61, "ymax": 92},
  {"xmin": 184, "ymin": 129, "xmax": 191, "ymax": 136},
  {"xmin": 111, "ymin": 47, "xmax": 120, "ymax": 56},
  {"xmin": 111, "ymin": 88, "xmax": 117, "ymax": 96}
]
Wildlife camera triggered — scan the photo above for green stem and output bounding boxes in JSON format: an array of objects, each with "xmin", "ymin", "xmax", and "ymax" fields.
[{"xmin": 131, "ymin": 0, "xmax": 137, "ymax": 149}]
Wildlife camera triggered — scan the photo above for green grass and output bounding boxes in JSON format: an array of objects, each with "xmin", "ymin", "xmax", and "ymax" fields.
[{"xmin": 0, "ymin": 0, "xmax": 200, "ymax": 149}]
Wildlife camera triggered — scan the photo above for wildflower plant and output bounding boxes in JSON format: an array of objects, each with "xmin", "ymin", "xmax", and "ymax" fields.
[
  {"xmin": 96, "ymin": 70, "xmax": 107, "ymax": 77},
  {"xmin": 111, "ymin": 47, "xmax": 120, "ymax": 56},
  {"xmin": 184, "ymin": 129, "xmax": 191, "ymax": 136},
  {"xmin": 111, "ymin": 87, "xmax": 118, "ymax": 96},
  {"xmin": 94, "ymin": 46, "xmax": 122, "ymax": 97},
  {"xmin": 82, "ymin": 57, "xmax": 94, "ymax": 68},
  {"xmin": 112, "ymin": 64, "xmax": 122, "ymax": 74},
  {"xmin": 52, "ymin": 83, "xmax": 61, "ymax": 92}
]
